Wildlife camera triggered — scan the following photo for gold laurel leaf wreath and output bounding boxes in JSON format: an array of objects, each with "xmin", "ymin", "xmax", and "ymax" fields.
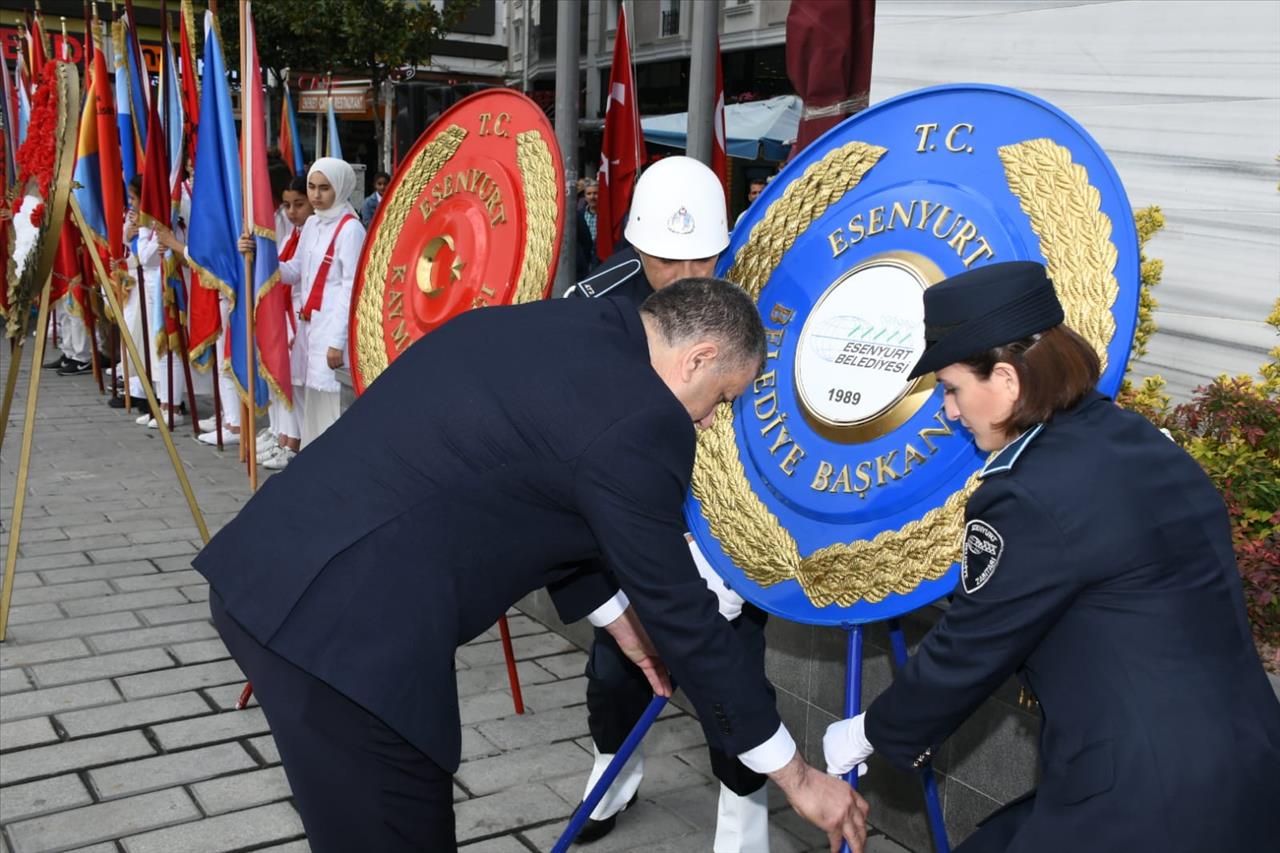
[
  {"xmin": 512, "ymin": 130, "xmax": 558, "ymax": 305},
  {"xmin": 353, "ymin": 125, "xmax": 468, "ymax": 386},
  {"xmin": 694, "ymin": 137, "xmax": 1121, "ymax": 609},
  {"xmin": 997, "ymin": 138, "xmax": 1119, "ymax": 370}
]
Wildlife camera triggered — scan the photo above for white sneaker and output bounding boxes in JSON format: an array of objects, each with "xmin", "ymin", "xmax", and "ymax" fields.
[
  {"xmin": 262, "ymin": 447, "xmax": 296, "ymax": 470},
  {"xmin": 197, "ymin": 429, "xmax": 240, "ymax": 446},
  {"xmin": 198, "ymin": 416, "xmax": 217, "ymax": 432},
  {"xmin": 256, "ymin": 443, "xmax": 280, "ymax": 463},
  {"xmin": 256, "ymin": 428, "xmax": 275, "ymax": 446},
  {"xmin": 135, "ymin": 413, "xmax": 153, "ymax": 426},
  {"xmin": 147, "ymin": 414, "xmax": 186, "ymax": 430}
]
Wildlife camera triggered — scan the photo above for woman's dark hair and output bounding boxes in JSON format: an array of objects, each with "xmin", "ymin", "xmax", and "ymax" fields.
[
  {"xmin": 268, "ymin": 160, "xmax": 294, "ymax": 206},
  {"xmin": 285, "ymin": 176, "xmax": 307, "ymax": 195},
  {"xmin": 127, "ymin": 174, "xmax": 143, "ymax": 196},
  {"xmin": 961, "ymin": 324, "xmax": 1100, "ymax": 435}
]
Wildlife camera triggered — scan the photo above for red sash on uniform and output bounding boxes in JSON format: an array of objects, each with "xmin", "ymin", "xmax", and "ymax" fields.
[
  {"xmin": 279, "ymin": 228, "xmax": 302, "ymax": 337},
  {"xmin": 299, "ymin": 214, "xmax": 355, "ymax": 322}
]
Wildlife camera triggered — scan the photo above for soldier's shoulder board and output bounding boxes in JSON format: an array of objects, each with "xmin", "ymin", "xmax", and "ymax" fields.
[{"xmin": 979, "ymin": 423, "xmax": 1044, "ymax": 480}]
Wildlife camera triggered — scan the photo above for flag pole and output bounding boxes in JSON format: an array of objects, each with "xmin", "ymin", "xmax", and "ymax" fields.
[{"xmin": 240, "ymin": 0, "xmax": 258, "ymax": 491}]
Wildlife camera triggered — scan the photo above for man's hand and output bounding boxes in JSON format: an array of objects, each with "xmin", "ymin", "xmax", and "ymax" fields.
[
  {"xmin": 601, "ymin": 605, "xmax": 672, "ymax": 697},
  {"xmin": 326, "ymin": 347, "xmax": 344, "ymax": 369},
  {"xmin": 769, "ymin": 752, "xmax": 870, "ymax": 853},
  {"xmin": 823, "ymin": 713, "xmax": 873, "ymax": 777}
]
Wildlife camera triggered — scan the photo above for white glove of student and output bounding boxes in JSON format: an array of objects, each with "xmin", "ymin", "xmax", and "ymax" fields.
[{"xmin": 824, "ymin": 713, "xmax": 873, "ymax": 777}]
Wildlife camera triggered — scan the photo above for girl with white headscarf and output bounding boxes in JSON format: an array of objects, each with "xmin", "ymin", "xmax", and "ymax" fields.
[{"xmin": 275, "ymin": 157, "xmax": 366, "ymax": 448}]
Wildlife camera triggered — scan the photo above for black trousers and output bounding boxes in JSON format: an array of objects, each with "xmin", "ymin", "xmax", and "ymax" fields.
[
  {"xmin": 954, "ymin": 793, "xmax": 1035, "ymax": 853},
  {"xmin": 210, "ymin": 594, "xmax": 458, "ymax": 852},
  {"xmin": 584, "ymin": 603, "xmax": 771, "ymax": 796}
]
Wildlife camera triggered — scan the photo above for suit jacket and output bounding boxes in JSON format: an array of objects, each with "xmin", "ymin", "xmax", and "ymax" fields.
[
  {"xmin": 194, "ymin": 297, "xmax": 781, "ymax": 772},
  {"xmin": 866, "ymin": 392, "xmax": 1280, "ymax": 852}
]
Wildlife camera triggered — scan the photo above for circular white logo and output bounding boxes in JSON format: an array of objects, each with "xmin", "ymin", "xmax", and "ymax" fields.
[{"xmin": 794, "ymin": 260, "xmax": 927, "ymax": 428}]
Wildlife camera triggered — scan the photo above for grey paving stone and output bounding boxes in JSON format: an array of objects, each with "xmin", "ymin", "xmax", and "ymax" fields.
[
  {"xmin": 522, "ymin": 797, "xmax": 701, "ymax": 852},
  {"xmin": 87, "ymin": 541, "xmax": 197, "ymax": 564},
  {"xmin": 455, "ymin": 782, "xmax": 573, "ymax": 844},
  {"xmin": 247, "ymin": 734, "xmax": 281, "ymax": 765},
  {"xmin": 151, "ymin": 707, "xmax": 270, "ymax": 751},
  {"xmin": 534, "ymin": 650, "xmax": 590, "ymax": 680},
  {"xmin": 9, "ymin": 526, "xmax": 70, "ymax": 544},
  {"xmin": 39, "ymin": 559, "xmax": 157, "ymax": 585},
  {"xmin": 477, "ymin": 705, "xmax": 592, "ymax": 751},
  {"xmin": 0, "ymin": 716, "xmax": 60, "ymax": 751},
  {"xmin": 0, "ymin": 774, "xmax": 94, "ymax": 823},
  {"xmin": 456, "ymin": 633, "xmax": 578, "ymax": 667},
  {"xmin": 8, "ymin": 580, "xmax": 113, "ymax": 606},
  {"xmin": 127, "ymin": 527, "xmax": 203, "ymax": 545},
  {"xmin": 168, "ymin": 638, "xmax": 228, "ymax": 665},
  {"xmin": 120, "ymin": 801, "xmax": 305, "ymax": 853},
  {"xmin": 459, "ymin": 689, "xmax": 527, "ymax": 726},
  {"xmin": 70, "ymin": 519, "xmax": 171, "ymax": 539},
  {"xmin": 255, "ymin": 843, "xmax": 310, "ymax": 853},
  {"xmin": 6, "ymin": 611, "xmax": 142, "ymax": 644},
  {"xmin": 116, "ymin": 659, "xmax": 241, "ymax": 699},
  {"xmin": 137, "ymin": 602, "xmax": 212, "ymax": 626},
  {"xmin": 19, "ymin": 534, "xmax": 131, "ymax": 558},
  {"xmin": 202, "ymin": 683, "xmax": 257, "ymax": 711},
  {"xmin": 110, "ymin": 569, "xmax": 203, "ymax": 592},
  {"xmin": 0, "ymin": 638, "xmax": 91, "ymax": 669},
  {"xmin": 6, "ymin": 602, "xmax": 64, "ymax": 625},
  {"xmin": 521, "ymin": 675, "xmax": 589, "ymax": 712},
  {"xmin": 31, "ymin": 648, "xmax": 174, "ymax": 688},
  {"xmin": 460, "ymin": 837, "xmax": 529, "ymax": 852},
  {"xmin": 2, "ymin": 679, "xmax": 122, "ymax": 720},
  {"xmin": 15, "ymin": 551, "xmax": 91, "ymax": 573},
  {"xmin": 89, "ymin": 742, "xmax": 256, "ymax": 800},
  {"xmin": 460, "ymin": 726, "xmax": 502, "ymax": 762},
  {"xmin": 456, "ymin": 659, "xmax": 556, "ymax": 698},
  {"xmin": 456, "ymin": 741, "xmax": 587, "ymax": 796},
  {"xmin": 88, "ymin": 620, "xmax": 218, "ymax": 653},
  {"xmin": 180, "ymin": 583, "xmax": 210, "ymax": 602},
  {"xmin": 24, "ymin": 511, "xmax": 108, "ymax": 531},
  {"xmin": 149, "ymin": 555, "xmax": 198, "ymax": 572},
  {"xmin": 6, "ymin": 788, "xmax": 199, "ymax": 853},
  {"xmin": 1, "ymin": 667, "xmax": 33, "ymax": 692},
  {"xmin": 56, "ymin": 691, "xmax": 213, "ymax": 738},
  {"xmin": 11, "ymin": 573, "xmax": 42, "ymax": 589},
  {"xmin": 0, "ymin": 730, "xmax": 155, "ymax": 785},
  {"xmin": 189, "ymin": 766, "xmax": 293, "ymax": 815},
  {"xmin": 60, "ymin": 588, "xmax": 187, "ymax": 617}
]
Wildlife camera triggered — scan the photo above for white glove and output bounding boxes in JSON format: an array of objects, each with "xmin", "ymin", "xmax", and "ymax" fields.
[
  {"xmin": 823, "ymin": 713, "xmax": 873, "ymax": 777},
  {"xmin": 687, "ymin": 536, "xmax": 744, "ymax": 621}
]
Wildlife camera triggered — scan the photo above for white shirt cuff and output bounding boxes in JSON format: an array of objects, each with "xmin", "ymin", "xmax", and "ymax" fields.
[
  {"xmin": 586, "ymin": 590, "xmax": 630, "ymax": 627},
  {"xmin": 737, "ymin": 723, "xmax": 796, "ymax": 775}
]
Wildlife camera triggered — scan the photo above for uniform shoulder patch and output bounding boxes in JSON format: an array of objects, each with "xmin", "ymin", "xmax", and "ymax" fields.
[{"xmin": 961, "ymin": 519, "xmax": 1003, "ymax": 594}]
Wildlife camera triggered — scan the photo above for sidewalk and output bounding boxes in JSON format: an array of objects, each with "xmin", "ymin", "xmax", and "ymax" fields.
[{"xmin": 0, "ymin": 354, "xmax": 906, "ymax": 852}]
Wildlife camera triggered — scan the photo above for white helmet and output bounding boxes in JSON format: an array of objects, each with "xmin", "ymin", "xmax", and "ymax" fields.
[{"xmin": 623, "ymin": 156, "xmax": 729, "ymax": 261}]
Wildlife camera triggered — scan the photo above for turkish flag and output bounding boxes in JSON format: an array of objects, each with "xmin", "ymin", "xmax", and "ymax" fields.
[
  {"xmin": 711, "ymin": 38, "xmax": 728, "ymax": 205},
  {"xmin": 596, "ymin": 3, "xmax": 646, "ymax": 262}
]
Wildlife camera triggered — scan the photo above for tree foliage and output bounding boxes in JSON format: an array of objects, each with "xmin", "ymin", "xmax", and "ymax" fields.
[{"xmin": 221, "ymin": 0, "xmax": 472, "ymax": 90}]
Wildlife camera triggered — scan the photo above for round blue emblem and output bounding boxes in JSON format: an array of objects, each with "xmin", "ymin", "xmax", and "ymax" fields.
[{"xmin": 685, "ymin": 84, "xmax": 1140, "ymax": 626}]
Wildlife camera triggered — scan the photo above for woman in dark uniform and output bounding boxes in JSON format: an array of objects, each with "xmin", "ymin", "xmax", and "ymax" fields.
[{"xmin": 824, "ymin": 261, "xmax": 1280, "ymax": 853}]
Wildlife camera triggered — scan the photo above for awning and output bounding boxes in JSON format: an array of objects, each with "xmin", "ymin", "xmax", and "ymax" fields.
[{"xmin": 641, "ymin": 95, "xmax": 801, "ymax": 161}]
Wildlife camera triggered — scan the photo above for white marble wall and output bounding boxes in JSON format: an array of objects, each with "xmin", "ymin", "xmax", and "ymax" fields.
[{"xmin": 871, "ymin": 0, "xmax": 1280, "ymax": 400}]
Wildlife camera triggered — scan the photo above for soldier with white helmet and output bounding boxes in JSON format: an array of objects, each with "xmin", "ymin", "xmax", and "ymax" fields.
[{"xmin": 567, "ymin": 157, "xmax": 775, "ymax": 850}]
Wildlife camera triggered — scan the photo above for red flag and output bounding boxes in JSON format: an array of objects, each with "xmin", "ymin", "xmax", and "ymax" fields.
[
  {"xmin": 178, "ymin": 1, "xmax": 200, "ymax": 156},
  {"xmin": 596, "ymin": 3, "xmax": 646, "ymax": 262},
  {"xmin": 138, "ymin": 97, "xmax": 170, "ymax": 230},
  {"xmin": 711, "ymin": 38, "xmax": 728, "ymax": 204},
  {"xmin": 786, "ymin": 0, "xmax": 875, "ymax": 157},
  {"xmin": 90, "ymin": 26, "xmax": 125, "ymax": 269},
  {"xmin": 26, "ymin": 12, "xmax": 49, "ymax": 78},
  {"xmin": 243, "ymin": 1, "xmax": 292, "ymax": 403}
]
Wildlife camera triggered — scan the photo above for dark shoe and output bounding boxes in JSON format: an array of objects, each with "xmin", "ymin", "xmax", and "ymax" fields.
[
  {"xmin": 56, "ymin": 359, "xmax": 93, "ymax": 376},
  {"xmin": 108, "ymin": 395, "xmax": 150, "ymax": 412},
  {"xmin": 573, "ymin": 792, "xmax": 637, "ymax": 845},
  {"xmin": 42, "ymin": 355, "xmax": 70, "ymax": 370}
]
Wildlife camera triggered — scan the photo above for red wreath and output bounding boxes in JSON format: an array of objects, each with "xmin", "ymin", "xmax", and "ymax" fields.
[{"xmin": 11, "ymin": 62, "xmax": 62, "ymax": 225}]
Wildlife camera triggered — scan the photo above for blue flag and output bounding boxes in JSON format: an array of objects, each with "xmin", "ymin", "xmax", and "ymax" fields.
[
  {"xmin": 326, "ymin": 97, "xmax": 343, "ymax": 159},
  {"xmin": 186, "ymin": 11, "xmax": 268, "ymax": 411}
]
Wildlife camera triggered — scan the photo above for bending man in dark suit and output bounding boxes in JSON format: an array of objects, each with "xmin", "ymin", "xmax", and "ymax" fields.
[{"xmin": 194, "ymin": 278, "xmax": 871, "ymax": 853}]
